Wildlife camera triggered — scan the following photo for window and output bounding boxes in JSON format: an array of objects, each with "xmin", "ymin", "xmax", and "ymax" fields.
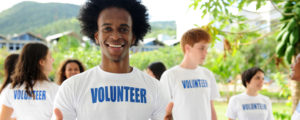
[
  {"xmin": 9, "ymin": 43, "xmax": 14, "ymax": 50},
  {"xmin": 16, "ymin": 43, "xmax": 20, "ymax": 50}
]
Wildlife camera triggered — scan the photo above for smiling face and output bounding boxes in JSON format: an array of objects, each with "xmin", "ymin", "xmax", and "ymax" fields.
[
  {"xmin": 65, "ymin": 62, "xmax": 80, "ymax": 79},
  {"xmin": 94, "ymin": 7, "xmax": 134, "ymax": 63}
]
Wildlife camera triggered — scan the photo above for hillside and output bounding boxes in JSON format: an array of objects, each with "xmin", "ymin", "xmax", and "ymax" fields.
[
  {"xmin": 32, "ymin": 18, "xmax": 80, "ymax": 37},
  {"xmin": 0, "ymin": 1, "xmax": 80, "ymax": 35},
  {"xmin": 0, "ymin": 1, "xmax": 176, "ymax": 38}
]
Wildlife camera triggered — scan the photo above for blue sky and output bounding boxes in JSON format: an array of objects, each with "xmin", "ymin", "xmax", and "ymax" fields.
[{"xmin": 0, "ymin": 0, "xmax": 186, "ymax": 22}]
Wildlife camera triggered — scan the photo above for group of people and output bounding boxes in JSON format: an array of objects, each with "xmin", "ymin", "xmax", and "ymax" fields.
[
  {"xmin": 0, "ymin": 0, "xmax": 299, "ymax": 120},
  {"xmin": 0, "ymin": 43, "xmax": 86, "ymax": 120}
]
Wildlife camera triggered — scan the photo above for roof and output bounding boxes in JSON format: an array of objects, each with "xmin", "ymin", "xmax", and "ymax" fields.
[
  {"xmin": 142, "ymin": 38, "xmax": 165, "ymax": 46},
  {"xmin": 10, "ymin": 32, "xmax": 46, "ymax": 42},
  {"xmin": 161, "ymin": 39, "xmax": 180, "ymax": 46},
  {"xmin": 46, "ymin": 31, "xmax": 83, "ymax": 43},
  {"xmin": 0, "ymin": 35, "xmax": 7, "ymax": 40}
]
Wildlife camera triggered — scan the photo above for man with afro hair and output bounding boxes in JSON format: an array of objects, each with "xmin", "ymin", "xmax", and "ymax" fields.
[{"xmin": 52, "ymin": 0, "xmax": 170, "ymax": 119}]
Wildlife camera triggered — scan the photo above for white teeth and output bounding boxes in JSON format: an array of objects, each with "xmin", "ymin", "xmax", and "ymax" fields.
[{"xmin": 109, "ymin": 44, "xmax": 122, "ymax": 47}]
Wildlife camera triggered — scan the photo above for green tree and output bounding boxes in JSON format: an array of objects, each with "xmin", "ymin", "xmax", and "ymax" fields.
[
  {"xmin": 191, "ymin": 0, "xmax": 300, "ymax": 117},
  {"xmin": 0, "ymin": 48, "xmax": 10, "ymax": 82}
]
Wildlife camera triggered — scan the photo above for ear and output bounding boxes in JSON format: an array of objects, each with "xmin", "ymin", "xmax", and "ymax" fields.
[
  {"xmin": 94, "ymin": 31, "xmax": 99, "ymax": 45},
  {"xmin": 184, "ymin": 44, "xmax": 191, "ymax": 53},
  {"xmin": 39, "ymin": 59, "xmax": 45, "ymax": 67},
  {"xmin": 131, "ymin": 35, "xmax": 136, "ymax": 46}
]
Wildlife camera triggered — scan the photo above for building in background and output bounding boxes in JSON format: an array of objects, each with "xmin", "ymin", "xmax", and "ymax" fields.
[{"xmin": 0, "ymin": 32, "xmax": 46, "ymax": 52}]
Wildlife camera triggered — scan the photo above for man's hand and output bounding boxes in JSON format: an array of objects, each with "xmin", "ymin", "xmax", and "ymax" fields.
[
  {"xmin": 164, "ymin": 102, "xmax": 174, "ymax": 120},
  {"xmin": 54, "ymin": 108, "xmax": 63, "ymax": 120}
]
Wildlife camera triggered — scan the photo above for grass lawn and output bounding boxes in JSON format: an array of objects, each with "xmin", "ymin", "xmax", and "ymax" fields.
[{"xmin": 214, "ymin": 101, "xmax": 292, "ymax": 120}]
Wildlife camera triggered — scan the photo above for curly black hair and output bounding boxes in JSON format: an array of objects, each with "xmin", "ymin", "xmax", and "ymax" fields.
[
  {"xmin": 78, "ymin": 0, "xmax": 150, "ymax": 45},
  {"xmin": 241, "ymin": 67, "xmax": 264, "ymax": 88}
]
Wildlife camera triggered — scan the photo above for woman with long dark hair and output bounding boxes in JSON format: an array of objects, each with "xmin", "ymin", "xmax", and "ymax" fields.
[
  {"xmin": 0, "ymin": 54, "xmax": 19, "ymax": 120},
  {"xmin": 0, "ymin": 43, "xmax": 59, "ymax": 120},
  {"xmin": 56, "ymin": 59, "xmax": 85, "ymax": 85},
  {"xmin": 0, "ymin": 54, "xmax": 19, "ymax": 94}
]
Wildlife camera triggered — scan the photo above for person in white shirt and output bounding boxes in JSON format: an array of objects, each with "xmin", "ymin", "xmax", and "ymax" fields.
[
  {"xmin": 291, "ymin": 54, "xmax": 300, "ymax": 120},
  {"xmin": 0, "ymin": 54, "xmax": 19, "ymax": 120},
  {"xmin": 52, "ymin": 0, "xmax": 170, "ymax": 119},
  {"xmin": 0, "ymin": 43, "xmax": 59, "ymax": 120},
  {"xmin": 160, "ymin": 28, "xmax": 220, "ymax": 120},
  {"xmin": 226, "ymin": 67, "xmax": 274, "ymax": 120},
  {"xmin": 0, "ymin": 54, "xmax": 19, "ymax": 94}
]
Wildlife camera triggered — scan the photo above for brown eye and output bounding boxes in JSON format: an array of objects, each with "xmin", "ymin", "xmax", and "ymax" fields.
[
  {"xmin": 103, "ymin": 27, "xmax": 112, "ymax": 32},
  {"xmin": 120, "ymin": 27, "xmax": 129, "ymax": 33}
]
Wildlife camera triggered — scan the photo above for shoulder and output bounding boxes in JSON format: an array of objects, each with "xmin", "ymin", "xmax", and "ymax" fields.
[
  {"xmin": 63, "ymin": 66, "xmax": 98, "ymax": 86},
  {"xmin": 133, "ymin": 68, "xmax": 163, "ymax": 91},
  {"xmin": 47, "ymin": 81, "xmax": 59, "ymax": 88},
  {"xmin": 258, "ymin": 94, "xmax": 271, "ymax": 102},
  {"xmin": 1, "ymin": 84, "xmax": 12, "ymax": 95},
  {"xmin": 198, "ymin": 66, "xmax": 213, "ymax": 74},
  {"xmin": 162, "ymin": 66, "xmax": 179, "ymax": 76},
  {"xmin": 36, "ymin": 81, "xmax": 59, "ymax": 92},
  {"xmin": 134, "ymin": 67, "xmax": 159, "ymax": 83},
  {"xmin": 230, "ymin": 93, "xmax": 245, "ymax": 101}
]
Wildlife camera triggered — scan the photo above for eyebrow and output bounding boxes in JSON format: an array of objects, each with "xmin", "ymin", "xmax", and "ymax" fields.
[
  {"xmin": 101, "ymin": 23, "xmax": 111, "ymax": 27},
  {"xmin": 101, "ymin": 23, "xmax": 130, "ymax": 27},
  {"xmin": 120, "ymin": 24, "xmax": 129, "ymax": 27}
]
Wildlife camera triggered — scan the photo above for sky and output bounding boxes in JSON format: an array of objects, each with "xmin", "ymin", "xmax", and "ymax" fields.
[{"xmin": 0, "ymin": 0, "xmax": 186, "ymax": 22}]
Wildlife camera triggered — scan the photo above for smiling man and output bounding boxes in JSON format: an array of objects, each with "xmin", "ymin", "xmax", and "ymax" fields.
[{"xmin": 52, "ymin": 0, "xmax": 169, "ymax": 119}]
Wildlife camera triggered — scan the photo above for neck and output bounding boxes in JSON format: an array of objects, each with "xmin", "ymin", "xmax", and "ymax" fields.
[
  {"xmin": 246, "ymin": 88, "xmax": 258, "ymax": 96},
  {"xmin": 100, "ymin": 56, "xmax": 132, "ymax": 73},
  {"xmin": 180, "ymin": 55, "xmax": 198, "ymax": 69},
  {"xmin": 43, "ymin": 71, "xmax": 49, "ymax": 78}
]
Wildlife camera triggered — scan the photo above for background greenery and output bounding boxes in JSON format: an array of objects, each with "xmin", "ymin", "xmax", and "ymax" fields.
[{"xmin": 0, "ymin": 0, "xmax": 298, "ymax": 119}]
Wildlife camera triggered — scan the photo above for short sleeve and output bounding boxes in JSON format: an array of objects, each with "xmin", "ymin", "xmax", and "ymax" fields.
[
  {"xmin": 150, "ymin": 82, "xmax": 170, "ymax": 120},
  {"xmin": 160, "ymin": 71, "xmax": 174, "ymax": 99},
  {"xmin": 226, "ymin": 96, "xmax": 237, "ymax": 119},
  {"xmin": 1, "ymin": 86, "xmax": 13, "ymax": 108},
  {"xmin": 209, "ymin": 71, "xmax": 220, "ymax": 100},
  {"xmin": 266, "ymin": 98, "xmax": 274, "ymax": 120},
  {"xmin": 51, "ymin": 80, "xmax": 77, "ymax": 120}
]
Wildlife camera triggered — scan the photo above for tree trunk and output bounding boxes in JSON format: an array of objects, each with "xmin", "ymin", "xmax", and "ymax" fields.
[
  {"xmin": 291, "ymin": 80, "xmax": 300, "ymax": 113},
  {"xmin": 292, "ymin": 43, "xmax": 300, "ymax": 113}
]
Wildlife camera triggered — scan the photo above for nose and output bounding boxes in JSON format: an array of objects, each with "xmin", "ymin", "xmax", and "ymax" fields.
[{"xmin": 110, "ymin": 32, "xmax": 122, "ymax": 40}]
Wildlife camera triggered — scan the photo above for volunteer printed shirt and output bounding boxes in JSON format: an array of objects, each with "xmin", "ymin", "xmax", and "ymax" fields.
[
  {"xmin": 160, "ymin": 65, "xmax": 220, "ymax": 120},
  {"xmin": 292, "ymin": 102, "xmax": 300, "ymax": 120},
  {"xmin": 226, "ymin": 93, "xmax": 274, "ymax": 120},
  {"xmin": 1, "ymin": 81, "xmax": 59, "ymax": 120},
  {"xmin": 52, "ymin": 66, "xmax": 169, "ymax": 120}
]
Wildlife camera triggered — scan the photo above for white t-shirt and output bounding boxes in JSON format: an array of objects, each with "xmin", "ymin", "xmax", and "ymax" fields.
[
  {"xmin": 292, "ymin": 102, "xmax": 300, "ymax": 120},
  {"xmin": 160, "ymin": 65, "xmax": 220, "ymax": 120},
  {"xmin": 226, "ymin": 93, "xmax": 274, "ymax": 120},
  {"xmin": 1, "ymin": 81, "xmax": 59, "ymax": 120},
  {"xmin": 0, "ymin": 86, "xmax": 16, "ymax": 118},
  {"xmin": 52, "ymin": 66, "xmax": 170, "ymax": 120}
]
